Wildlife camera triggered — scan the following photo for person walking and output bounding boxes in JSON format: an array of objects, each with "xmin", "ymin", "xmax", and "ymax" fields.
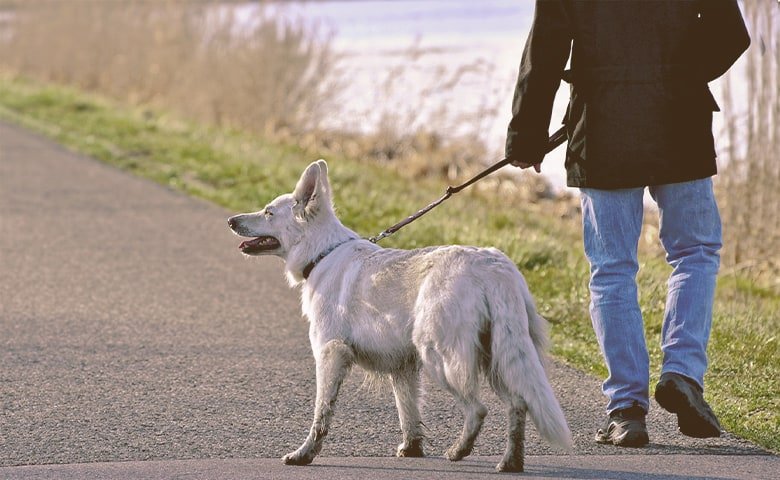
[{"xmin": 505, "ymin": 0, "xmax": 750, "ymax": 447}]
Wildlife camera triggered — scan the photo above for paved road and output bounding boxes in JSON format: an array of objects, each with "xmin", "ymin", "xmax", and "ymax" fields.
[{"xmin": 0, "ymin": 121, "xmax": 775, "ymax": 478}]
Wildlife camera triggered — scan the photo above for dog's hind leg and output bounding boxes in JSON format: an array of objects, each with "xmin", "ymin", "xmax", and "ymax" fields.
[
  {"xmin": 444, "ymin": 391, "xmax": 487, "ymax": 462},
  {"xmin": 283, "ymin": 339, "xmax": 354, "ymax": 466},
  {"xmin": 490, "ymin": 369, "xmax": 528, "ymax": 472},
  {"xmin": 419, "ymin": 342, "xmax": 486, "ymax": 462},
  {"xmin": 391, "ymin": 367, "xmax": 425, "ymax": 457},
  {"xmin": 432, "ymin": 356, "xmax": 486, "ymax": 462},
  {"xmin": 496, "ymin": 405, "xmax": 527, "ymax": 472}
]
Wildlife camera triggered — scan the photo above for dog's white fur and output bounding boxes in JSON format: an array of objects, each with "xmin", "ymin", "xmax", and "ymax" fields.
[{"xmin": 228, "ymin": 160, "xmax": 572, "ymax": 472}]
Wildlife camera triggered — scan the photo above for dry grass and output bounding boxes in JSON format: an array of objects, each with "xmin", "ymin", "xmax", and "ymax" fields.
[
  {"xmin": 0, "ymin": 0, "xmax": 339, "ymax": 138},
  {"xmin": 3, "ymin": 0, "xmax": 775, "ymax": 256},
  {"xmin": 717, "ymin": 1, "xmax": 780, "ymax": 290},
  {"xmin": 0, "ymin": 0, "xmax": 535, "ymax": 199}
]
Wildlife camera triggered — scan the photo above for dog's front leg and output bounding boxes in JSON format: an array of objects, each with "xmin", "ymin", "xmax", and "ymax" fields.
[{"xmin": 283, "ymin": 339, "xmax": 354, "ymax": 466}]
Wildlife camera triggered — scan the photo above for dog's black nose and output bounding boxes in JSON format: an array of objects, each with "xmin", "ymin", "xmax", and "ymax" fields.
[{"xmin": 228, "ymin": 217, "xmax": 237, "ymax": 229}]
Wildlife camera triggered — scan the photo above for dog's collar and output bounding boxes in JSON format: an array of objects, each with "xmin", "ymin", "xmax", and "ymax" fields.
[{"xmin": 302, "ymin": 238, "xmax": 357, "ymax": 280}]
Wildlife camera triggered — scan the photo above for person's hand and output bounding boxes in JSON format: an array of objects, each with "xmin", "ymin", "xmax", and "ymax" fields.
[{"xmin": 510, "ymin": 160, "xmax": 542, "ymax": 173}]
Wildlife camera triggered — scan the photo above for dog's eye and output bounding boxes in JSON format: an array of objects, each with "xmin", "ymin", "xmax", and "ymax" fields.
[{"xmin": 264, "ymin": 209, "xmax": 274, "ymax": 218}]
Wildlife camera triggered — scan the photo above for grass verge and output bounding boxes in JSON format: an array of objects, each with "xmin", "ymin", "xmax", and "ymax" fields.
[{"xmin": 0, "ymin": 75, "xmax": 777, "ymax": 452}]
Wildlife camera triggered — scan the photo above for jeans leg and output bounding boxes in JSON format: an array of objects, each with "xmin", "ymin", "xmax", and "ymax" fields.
[
  {"xmin": 649, "ymin": 178, "xmax": 722, "ymax": 389},
  {"xmin": 581, "ymin": 188, "xmax": 649, "ymax": 413}
]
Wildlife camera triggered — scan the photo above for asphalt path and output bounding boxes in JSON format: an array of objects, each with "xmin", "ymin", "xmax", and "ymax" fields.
[{"xmin": 0, "ymin": 121, "xmax": 775, "ymax": 478}]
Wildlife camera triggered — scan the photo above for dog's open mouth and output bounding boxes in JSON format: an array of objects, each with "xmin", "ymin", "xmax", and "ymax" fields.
[{"xmin": 238, "ymin": 236, "xmax": 281, "ymax": 254}]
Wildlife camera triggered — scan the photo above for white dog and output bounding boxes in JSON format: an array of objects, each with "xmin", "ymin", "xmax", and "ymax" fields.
[{"xmin": 228, "ymin": 160, "xmax": 572, "ymax": 472}]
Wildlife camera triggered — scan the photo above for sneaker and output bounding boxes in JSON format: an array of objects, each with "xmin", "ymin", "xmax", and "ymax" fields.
[
  {"xmin": 655, "ymin": 372, "xmax": 721, "ymax": 438},
  {"xmin": 595, "ymin": 403, "xmax": 649, "ymax": 447}
]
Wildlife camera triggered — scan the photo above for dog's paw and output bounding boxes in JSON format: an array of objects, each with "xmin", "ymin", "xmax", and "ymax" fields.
[
  {"xmin": 282, "ymin": 450, "xmax": 315, "ymax": 466},
  {"xmin": 396, "ymin": 439, "xmax": 425, "ymax": 458},
  {"xmin": 496, "ymin": 458, "xmax": 524, "ymax": 473},
  {"xmin": 444, "ymin": 444, "xmax": 471, "ymax": 462}
]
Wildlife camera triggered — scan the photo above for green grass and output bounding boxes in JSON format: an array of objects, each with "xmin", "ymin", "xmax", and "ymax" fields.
[{"xmin": 1, "ymin": 74, "xmax": 777, "ymax": 452}]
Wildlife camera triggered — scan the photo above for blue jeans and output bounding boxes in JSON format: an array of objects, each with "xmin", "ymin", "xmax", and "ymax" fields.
[{"xmin": 580, "ymin": 178, "xmax": 722, "ymax": 414}]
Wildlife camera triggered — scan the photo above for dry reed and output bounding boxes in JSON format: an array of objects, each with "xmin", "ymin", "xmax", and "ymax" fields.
[
  {"xmin": 0, "ymin": 0, "xmax": 579, "ymax": 211},
  {"xmin": 0, "ymin": 0, "xmax": 339, "ymax": 137},
  {"xmin": 717, "ymin": 0, "xmax": 780, "ymax": 288}
]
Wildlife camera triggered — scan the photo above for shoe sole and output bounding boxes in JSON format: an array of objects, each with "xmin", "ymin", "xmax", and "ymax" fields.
[
  {"xmin": 595, "ymin": 427, "xmax": 649, "ymax": 447},
  {"xmin": 655, "ymin": 380, "xmax": 721, "ymax": 438},
  {"xmin": 596, "ymin": 422, "xmax": 650, "ymax": 448}
]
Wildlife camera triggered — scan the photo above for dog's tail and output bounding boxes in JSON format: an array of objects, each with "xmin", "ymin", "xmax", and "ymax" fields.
[{"xmin": 489, "ymin": 272, "xmax": 573, "ymax": 452}]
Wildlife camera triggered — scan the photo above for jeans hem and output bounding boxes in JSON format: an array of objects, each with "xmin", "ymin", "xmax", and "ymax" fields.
[{"xmin": 607, "ymin": 399, "xmax": 649, "ymax": 416}]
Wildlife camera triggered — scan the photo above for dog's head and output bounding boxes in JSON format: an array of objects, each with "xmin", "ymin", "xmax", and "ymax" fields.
[{"xmin": 227, "ymin": 159, "xmax": 335, "ymax": 260}]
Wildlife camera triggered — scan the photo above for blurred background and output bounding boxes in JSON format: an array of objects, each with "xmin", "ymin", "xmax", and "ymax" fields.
[{"xmin": 0, "ymin": 0, "xmax": 776, "ymax": 283}]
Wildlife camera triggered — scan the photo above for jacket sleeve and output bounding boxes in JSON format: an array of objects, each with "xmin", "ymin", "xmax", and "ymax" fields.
[
  {"xmin": 505, "ymin": 0, "xmax": 571, "ymax": 165},
  {"xmin": 695, "ymin": 0, "xmax": 751, "ymax": 82}
]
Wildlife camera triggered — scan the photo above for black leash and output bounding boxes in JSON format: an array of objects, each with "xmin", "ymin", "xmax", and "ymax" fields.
[{"xmin": 367, "ymin": 125, "xmax": 567, "ymax": 244}]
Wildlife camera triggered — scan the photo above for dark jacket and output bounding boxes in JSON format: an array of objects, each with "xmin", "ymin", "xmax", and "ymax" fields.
[{"xmin": 505, "ymin": 0, "xmax": 750, "ymax": 189}]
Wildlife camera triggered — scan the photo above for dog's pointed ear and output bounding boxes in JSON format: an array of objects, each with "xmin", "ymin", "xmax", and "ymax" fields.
[
  {"xmin": 292, "ymin": 160, "xmax": 331, "ymax": 221},
  {"xmin": 314, "ymin": 159, "xmax": 332, "ymax": 197}
]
